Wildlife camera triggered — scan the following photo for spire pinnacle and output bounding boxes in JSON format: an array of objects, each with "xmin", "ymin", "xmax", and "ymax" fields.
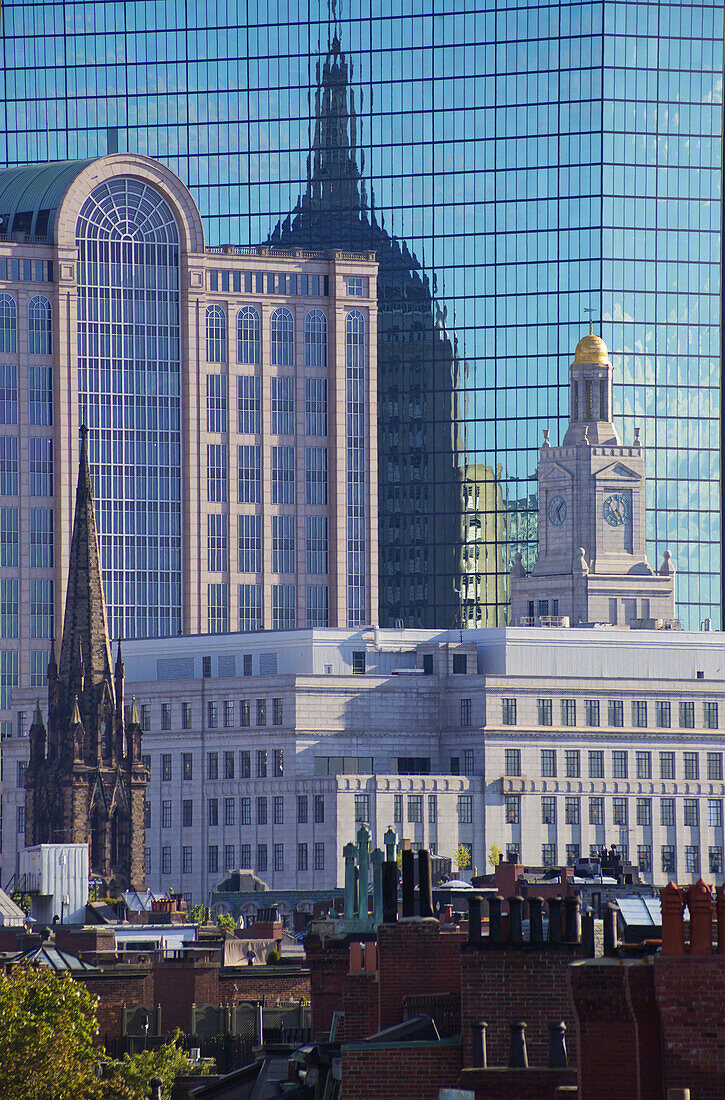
[{"xmin": 58, "ymin": 426, "xmax": 114, "ymax": 718}]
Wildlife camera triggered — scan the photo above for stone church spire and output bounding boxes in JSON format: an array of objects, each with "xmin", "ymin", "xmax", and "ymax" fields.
[
  {"xmin": 25, "ymin": 428, "xmax": 147, "ymax": 890},
  {"xmin": 56, "ymin": 424, "xmax": 114, "ymax": 732}
]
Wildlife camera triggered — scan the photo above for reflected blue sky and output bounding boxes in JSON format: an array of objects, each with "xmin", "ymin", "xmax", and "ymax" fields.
[{"xmin": 1, "ymin": 0, "xmax": 723, "ymax": 626}]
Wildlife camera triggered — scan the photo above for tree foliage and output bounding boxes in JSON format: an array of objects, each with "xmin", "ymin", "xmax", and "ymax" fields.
[
  {"xmin": 216, "ymin": 912, "xmax": 235, "ymax": 932},
  {"xmin": 118, "ymin": 1030, "xmax": 208, "ymax": 1100},
  {"xmin": 0, "ymin": 965, "xmax": 135, "ymax": 1100},
  {"xmin": 188, "ymin": 903, "xmax": 207, "ymax": 924},
  {"xmin": 454, "ymin": 843, "xmax": 471, "ymax": 871},
  {"xmin": 488, "ymin": 842, "xmax": 503, "ymax": 868}
]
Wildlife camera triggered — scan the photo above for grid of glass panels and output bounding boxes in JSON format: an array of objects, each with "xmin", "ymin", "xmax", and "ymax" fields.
[
  {"xmin": 75, "ymin": 177, "xmax": 182, "ymax": 639},
  {"xmin": 2, "ymin": 1, "xmax": 722, "ymax": 628}
]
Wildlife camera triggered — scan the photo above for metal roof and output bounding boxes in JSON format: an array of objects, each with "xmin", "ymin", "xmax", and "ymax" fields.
[
  {"xmin": 10, "ymin": 944, "xmax": 97, "ymax": 971},
  {"xmin": 617, "ymin": 896, "xmax": 662, "ymax": 927},
  {"xmin": 0, "ymin": 159, "xmax": 97, "ymax": 241},
  {"xmin": 0, "ymin": 887, "xmax": 27, "ymax": 926}
]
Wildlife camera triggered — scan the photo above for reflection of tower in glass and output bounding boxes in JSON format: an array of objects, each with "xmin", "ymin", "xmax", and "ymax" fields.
[{"xmin": 269, "ymin": 33, "xmax": 499, "ymax": 627}]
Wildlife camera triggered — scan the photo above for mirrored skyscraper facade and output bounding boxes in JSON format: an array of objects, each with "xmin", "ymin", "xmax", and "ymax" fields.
[{"xmin": 1, "ymin": 1, "xmax": 723, "ymax": 628}]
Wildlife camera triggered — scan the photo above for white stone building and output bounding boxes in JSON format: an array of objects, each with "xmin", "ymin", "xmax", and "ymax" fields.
[{"xmin": 3, "ymin": 624, "xmax": 725, "ymax": 903}]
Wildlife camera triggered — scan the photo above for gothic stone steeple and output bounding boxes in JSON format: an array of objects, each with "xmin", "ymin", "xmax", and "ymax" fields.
[
  {"xmin": 509, "ymin": 333, "xmax": 676, "ymax": 628},
  {"xmin": 25, "ymin": 427, "xmax": 147, "ymax": 890}
]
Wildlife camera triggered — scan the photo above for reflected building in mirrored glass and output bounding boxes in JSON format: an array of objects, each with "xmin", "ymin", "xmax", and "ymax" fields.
[{"xmin": 1, "ymin": 1, "xmax": 722, "ymax": 629}]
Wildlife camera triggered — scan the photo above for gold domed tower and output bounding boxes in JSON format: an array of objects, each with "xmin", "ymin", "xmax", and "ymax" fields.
[
  {"xmin": 509, "ymin": 331, "xmax": 676, "ymax": 629},
  {"xmin": 563, "ymin": 326, "xmax": 619, "ymax": 446}
]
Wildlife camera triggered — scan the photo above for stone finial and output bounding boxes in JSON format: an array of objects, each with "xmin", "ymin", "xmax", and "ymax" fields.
[
  {"xmin": 573, "ymin": 547, "xmax": 589, "ymax": 575},
  {"xmin": 383, "ymin": 826, "xmax": 398, "ymax": 862},
  {"xmin": 510, "ymin": 551, "xmax": 526, "ymax": 579},
  {"xmin": 659, "ymin": 549, "xmax": 675, "ymax": 576},
  {"xmin": 542, "ymin": 428, "xmax": 550, "ymax": 447}
]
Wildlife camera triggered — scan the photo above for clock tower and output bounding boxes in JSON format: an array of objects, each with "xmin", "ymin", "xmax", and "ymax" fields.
[{"xmin": 510, "ymin": 330, "xmax": 676, "ymax": 627}]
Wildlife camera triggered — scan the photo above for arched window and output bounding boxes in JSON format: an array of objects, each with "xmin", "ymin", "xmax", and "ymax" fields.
[
  {"xmin": 304, "ymin": 309, "xmax": 327, "ymax": 368},
  {"xmin": 28, "ymin": 295, "xmax": 52, "ymax": 355},
  {"xmin": 0, "ymin": 294, "xmax": 17, "ymax": 354},
  {"xmin": 237, "ymin": 306, "xmax": 260, "ymax": 365},
  {"xmin": 271, "ymin": 307, "xmax": 294, "ymax": 367},
  {"xmin": 345, "ymin": 309, "xmax": 365, "ymax": 368},
  {"xmin": 206, "ymin": 305, "xmax": 226, "ymax": 362}
]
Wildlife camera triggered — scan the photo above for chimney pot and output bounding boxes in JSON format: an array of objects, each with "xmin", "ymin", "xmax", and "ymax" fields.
[
  {"xmin": 687, "ymin": 879, "xmax": 713, "ymax": 955},
  {"xmin": 418, "ymin": 849, "xmax": 434, "ymax": 918},
  {"xmin": 547, "ymin": 897, "xmax": 563, "ymax": 944},
  {"xmin": 564, "ymin": 894, "xmax": 582, "ymax": 944},
  {"xmin": 467, "ymin": 895, "xmax": 483, "ymax": 944},
  {"xmin": 581, "ymin": 906, "xmax": 595, "ymax": 957},
  {"xmin": 660, "ymin": 882, "xmax": 686, "ymax": 955},
  {"xmin": 528, "ymin": 896, "xmax": 544, "ymax": 943},
  {"xmin": 509, "ymin": 1021, "xmax": 528, "ymax": 1068},
  {"xmin": 382, "ymin": 860, "xmax": 399, "ymax": 923},
  {"xmin": 603, "ymin": 902, "xmax": 618, "ymax": 957},
  {"xmin": 471, "ymin": 1021, "xmax": 488, "ymax": 1068},
  {"xmin": 547, "ymin": 1020, "xmax": 567, "ymax": 1068},
  {"xmin": 488, "ymin": 895, "xmax": 504, "ymax": 942},
  {"xmin": 508, "ymin": 895, "xmax": 524, "ymax": 943},
  {"xmin": 401, "ymin": 849, "xmax": 415, "ymax": 917}
]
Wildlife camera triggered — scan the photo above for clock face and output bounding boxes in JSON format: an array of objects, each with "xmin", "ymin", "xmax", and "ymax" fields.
[
  {"xmin": 603, "ymin": 492, "xmax": 630, "ymax": 526},
  {"xmin": 547, "ymin": 495, "xmax": 567, "ymax": 527}
]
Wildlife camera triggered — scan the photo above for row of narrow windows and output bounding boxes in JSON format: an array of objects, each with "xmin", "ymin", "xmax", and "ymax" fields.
[
  {"xmin": 0, "ymin": 294, "xmax": 52, "ymax": 355},
  {"xmin": 206, "ymin": 305, "xmax": 365, "ymax": 366}
]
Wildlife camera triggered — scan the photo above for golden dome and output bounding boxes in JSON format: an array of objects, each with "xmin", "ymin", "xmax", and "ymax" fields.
[{"xmin": 573, "ymin": 327, "xmax": 609, "ymax": 365}]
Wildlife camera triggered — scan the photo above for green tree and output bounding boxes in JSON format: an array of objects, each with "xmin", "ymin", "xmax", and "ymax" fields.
[
  {"xmin": 118, "ymin": 1030, "xmax": 208, "ymax": 1100},
  {"xmin": 454, "ymin": 843, "xmax": 471, "ymax": 872},
  {"xmin": 9, "ymin": 891, "xmax": 31, "ymax": 916},
  {"xmin": 188, "ymin": 903, "xmax": 207, "ymax": 924},
  {"xmin": 216, "ymin": 912, "xmax": 235, "ymax": 932},
  {"xmin": 0, "ymin": 965, "xmax": 136, "ymax": 1100},
  {"xmin": 488, "ymin": 842, "xmax": 503, "ymax": 868}
]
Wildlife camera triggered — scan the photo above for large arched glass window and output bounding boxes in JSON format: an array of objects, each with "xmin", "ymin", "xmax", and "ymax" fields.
[
  {"xmin": 206, "ymin": 304, "xmax": 226, "ymax": 362},
  {"xmin": 237, "ymin": 306, "xmax": 260, "ymax": 364},
  {"xmin": 28, "ymin": 295, "xmax": 52, "ymax": 355},
  {"xmin": 271, "ymin": 307, "xmax": 294, "ymax": 366},
  {"xmin": 0, "ymin": 294, "xmax": 17, "ymax": 354},
  {"xmin": 304, "ymin": 309, "xmax": 327, "ymax": 368},
  {"xmin": 75, "ymin": 176, "xmax": 181, "ymax": 640}
]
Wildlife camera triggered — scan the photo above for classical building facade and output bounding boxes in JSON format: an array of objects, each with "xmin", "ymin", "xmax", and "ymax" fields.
[
  {"xmin": 4, "ymin": 624, "xmax": 725, "ymax": 902},
  {"xmin": 510, "ymin": 331, "xmax": 676, "ymax": 628},
  {"xmin": 24, "ymin": 427, "xmax": 147, "ymax": 889},
  {"xmin": 0, "ymin": 153, "xmax": 378, "ymax": 734}
]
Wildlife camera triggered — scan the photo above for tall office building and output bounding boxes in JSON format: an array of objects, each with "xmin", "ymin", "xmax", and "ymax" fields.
[
  {"xmin": 0, "ymin": 153, "xmax": 378, "ymax": 733},
  {"xmin": 1, "ymin": 2, "xmax": 723, "ymax": 629}
]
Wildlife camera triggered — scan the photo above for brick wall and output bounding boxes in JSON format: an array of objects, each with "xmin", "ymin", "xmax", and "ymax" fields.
[
  {"xmin": 219, "ymin": 967, "xmax": 310, "ymax": 1007},
  {"xmin": 152, "ymin": 963, "xmax": 220, "ymax": 1033},
  {"xmin": 340, "ymin": 972, "xmax": 379, "ymax": 1042},
  {"xmin": 655, "ymin": 955, "xmax": 725, "ymax": 1100},
  {"xmin": 305, "ymin": 933, "xmax": 351, "ymax": 1036},
  {"xmin": 569, "ymin": 959, "xmax": 654, "ymax": 1100},
  {"xmin": 79, "ymin": 970, "xmax": 153, "ymax": 1040},
  {"xmin": 459, "ymin": 1066, "xmax": 577, "ymax": 1099},
  {"xmin": 342, "ymin": 1041, "xmax": 462, "ymax": 1099},
  {"xmin": 376, "ymin": 920, "xmax": 465, "ymax": 1029},
  {"xmin": 460, "ymin": 943, "xmax": 580, "ymax": 1069}
]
